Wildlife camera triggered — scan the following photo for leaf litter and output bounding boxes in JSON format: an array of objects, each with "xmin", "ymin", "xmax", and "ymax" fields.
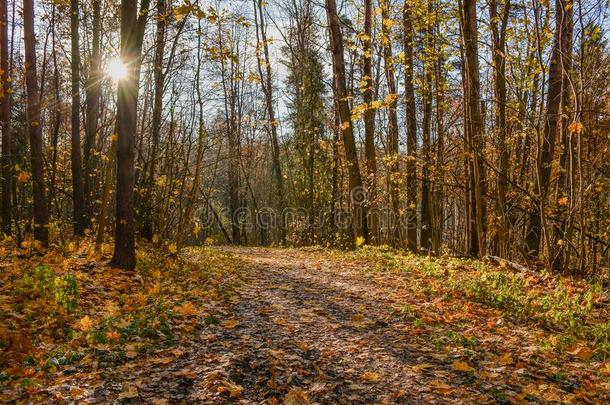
[{"xmin": 1, "ymin": 242, "xmax": 609, "ymax": 403}]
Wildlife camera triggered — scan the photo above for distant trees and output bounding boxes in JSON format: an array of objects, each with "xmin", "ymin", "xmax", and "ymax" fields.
[
  {"xmin": 282, "ymin": 0, "xmax": 327, "ymax": 244},
  {"xmin": 0, "ymin": 0, "xmax": 607, "ymax": 274}
]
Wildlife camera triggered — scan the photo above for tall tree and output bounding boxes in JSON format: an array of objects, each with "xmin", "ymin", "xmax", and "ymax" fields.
[
  {"xmin": 526, "ymin": 0, "xmax": 572, "ymax": 264},
  {"xmin": 554, "ymin": 0, "xmax": 574, "ymax": 271},
  {"xmin": 461, "ymin": 0, "xmax": 487, "ymax": 257},
  {"xmin": 380, "ymin": 0, "xmax": 401, "ymax": 246},
  {"xmin": 490, "ymin": 0, "xmax": 511, "ymax": 257},
  {"xmin": 362, "ymin": 0, "xmax": 377, "ymax": 243},
  {"xmin": 253, "ymin": 0, "xmax": 286, "ymax": 245},
  {"xmin": 23, "ymin": 0, "xmax": 49, "ymax": 245},
  {"xmin": 421, "ymin": 0, "xmax": 434, "ymax": 252},
  {"xmin": 403, "ymin": 1, "xmax": 417, "ymax": 252},
  {"xmin": 71, "ymin": 0, "xmax": 86, "ymax": 235},
  {"xmin": 326, "ymin": 0, "xmax": 368, "ymax": 243},
  {"xmin": 110, "ymin": 0, "xmax": 147, "ymax": 269},
  {"xmin": 0, "ymin": 0, "xmax": 10, "ymax": 235},
  {"xmin": 84, "ymin": 0, "xmax": 101, "ymax": 222},
  {"xmin": 216, "ymin": 12, "xmax": 242, "ymax": 245},
  {"xmin": 141, "ymin": 0, "xmax": 168, "ymax": 241}
]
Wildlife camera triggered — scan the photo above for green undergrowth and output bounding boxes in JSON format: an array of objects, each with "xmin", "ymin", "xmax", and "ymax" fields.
[
  {"xmin": 323, "ymin": 245, "xmax": 610, "ymax": 356},
  {"xmin": 1, "ymin": 241, "xmax": 243, "ymax": 398}
]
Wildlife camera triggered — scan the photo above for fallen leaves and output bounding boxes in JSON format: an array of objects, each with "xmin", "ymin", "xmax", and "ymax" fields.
[
  {"xmin": 77, "ymin": 315, "xmax": 93, "ymax": 331},
  {"xmin": 174, "ymin": 301, "xmax": 198, "ymax": 317},
  {"xmin": 203, "ymin": 371, "xmax": 243, "ymax": 398},
  {"xmin": 429, "ymin": 380, "xmax": 453, "ymax": 394},
  {"xmin": 410, "ymin": 362, "xmax": 433, "ymax": 372},
  {"xmin": 221, "ymin": 319, "xmax": 239, "ymax": 329},
  {"xmin": 3, "ymin": 245, "xmax": 610, "ymax": 403},
  {"xmin": 360, "ymin": 371, "xmax": 380, "ymax": 382},
  {"xmin": 451, "ymin": 360, "xmax": 475, "ymax": 372},
  {"xmin": 495, "ymin": 352, "xmax": 514, "ymax": 366},
  {"xmin": 285, "ymin": 388, "xmax": 310, "ymax": 404},
  {"xmin": 600, "ymin": 363, "xmax": 610, "ymax": 374},
  {"xmin": 117, "ymin": 383, "xmax": 139, "ymax": 400},
  {"xmin": 570, "ymin": 346, "xmax": 594, "ymax": 361}
]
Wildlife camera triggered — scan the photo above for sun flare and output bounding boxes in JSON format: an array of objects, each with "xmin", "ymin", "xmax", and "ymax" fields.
[{"xmin": 106, "ymin": 57, "xmax": 128, "ymax": 82}]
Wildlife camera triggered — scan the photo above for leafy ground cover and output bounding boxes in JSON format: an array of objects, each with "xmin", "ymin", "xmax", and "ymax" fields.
[
  {"xmin": 1, "ymin": 242, "xmax": 609, "ymax": 403},
  {"xmin": 0, "ymin": 239, "xmax": 243, "ymax": 402}
]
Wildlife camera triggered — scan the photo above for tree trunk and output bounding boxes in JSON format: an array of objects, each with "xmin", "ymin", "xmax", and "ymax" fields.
[
  {"xmin": 0, "ymin": 0, "xmax": 10, "ymax": 235},
  {"xmin": 95, "ymin": 137, "xmax": 116, "ymax": 252},
  {"xmin": 526, "ymin": 0, "xmax": 570, "ymax": 263},
  {"xmin": 326, "ymin": 0, "xmax": 368, "ymax": 244},
  {"xmin": 461, "ymin": 0, "xmax": 487, "ymax": 257},
  {"xmin": 254, "ymin": 0, "xmax": 286, "ymax": 245},
  {"xmin": 490, "ymin": 0, "xmax": 511, "ymax": 258},
  {"xmin": 403, "ymin": 2, "xmax": 417, "ymax": 252},
  {"xmin": 380, "ymin": 0, "xmax": 401, "ymax": 247},
  {"xmin": 362, "ymin": 0, "xmax": 377, "ymax": 243},
  {"xmin": 141, "ymin": 0, "xmax": 167, "ymax": 241},
  {"xmin": 110, "ymin": 0, "xmax": 144, "ymax": 269},
  {"xmin": 23, "ymin": 0, "xmax": 49, "ymax": 245},
  {"xmin": 217, "ymin": 16, "xmax": 242, "ymax": 245},
  {"xmin": 553, "ymin": 0, "xmax": 574, "ymax": 271},
  {"xmin": 421, "ymin": 1, "xmax": 435, "ymax": 252},
  {"xmin": 84, "ymin": 0, "xmax": 101, "ymax": 223},
  {"xmin": 71, "ymin": 0, "xmax": 86, "ymax": 235}
]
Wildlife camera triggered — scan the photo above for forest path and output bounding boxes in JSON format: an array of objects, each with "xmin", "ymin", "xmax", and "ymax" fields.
[
  {"xmin": 76, "ymin": 247, "xmax": 591, "ymax": 403},
  {"xmin": 102, "ymin": 246, "xmax": 512, "ymax": 403}
]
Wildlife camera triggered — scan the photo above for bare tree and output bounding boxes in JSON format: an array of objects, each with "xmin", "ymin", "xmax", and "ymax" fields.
[
  {"xmin": 71, "ymin": 0, "xmax": 86, "ymax": 235},
  {"xmin": 0, "ymin": 0, "xmax": 10, "ymax": 235},
  {"xmin": 23, "ymin": 0, "xmax": 49, "ymax": 245},
  {"xmin": 326, "ymin": 0, "xmax": 368, "ymax": 243}
]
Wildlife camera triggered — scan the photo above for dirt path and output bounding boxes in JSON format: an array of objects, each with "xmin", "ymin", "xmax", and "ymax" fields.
[{"xmin": 67, "ymin": 247, "xmax": 597, "ymax": 403}]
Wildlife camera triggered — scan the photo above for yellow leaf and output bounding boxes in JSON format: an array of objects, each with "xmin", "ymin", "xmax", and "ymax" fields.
[
  {"xmin": 106, "ymin": 330, "xmax": 120, "ymax": 342},
  {"xmin": 600, "ymin": 363, "xmax": 610, "ymax": 374},
  {"xmin": 174, "ymin": 301, "xmax": 198, "ymax": 316},
  {"xmin": 284, "ymin": 387, "xmax": 310, "ymax": 405},
  {"xmin": 217, "ymin": 381, "xmax": 243, "ymax": 398},
  {"xmin": 221, "ymin": 319, "xmax": 239, "ymax": 329},
  {"xmin": 382, "ymin": 18, "xmax": 395, "ymax": 28},
  {"xmin": 411, "ymin": 362, "xmax": 433, "ymax": 372},
  {"xmin": 17, "ymin": 172, "xmax": 30, "ymax": 183},
  {"xmin": 370, "ymin": 100, "xmax": 383, "ymax": 109},
  {"xmin": 156, "ymin": 175, "xmax": 168, "ymax": 187},
  {"xmin": 570, "ymin": 346, "xmax": 594, "ymax": 360},
  {"xmin": 355, "ymin": 236, "xmax": 366, "ymax": 247},
  {"xmin": 340, "ymin": 121, "xmax": 350, "ymax": 130},
  {"xmin": 429, "ymin": 379, "xmax": 453, "ymax": 393},
  {"xmin": 496, "ymin": 352, "xmax": 514, "ymax": 365},
  {"xmin": 78, "ymin": 315, "xmax": 93, "ymax": 331},
  {"xmin": 168, "ymin": 243, "xmax": 178, "ymax": 254},
  {"xmin": 361, "ymin": 371, "xmax": 380, "ymax": 382},
  {"xmin": 567, "ymin": 121, "xmax": 583, "ymax": 135},
  {"xmin": 452, "ymin": 360, "xmax": 474, "ymax": 372}
]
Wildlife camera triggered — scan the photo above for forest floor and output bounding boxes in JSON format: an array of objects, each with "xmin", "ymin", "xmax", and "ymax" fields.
[{"xmin": 1, "ymin": 243, "xmax": 610, "ymax": 403}]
